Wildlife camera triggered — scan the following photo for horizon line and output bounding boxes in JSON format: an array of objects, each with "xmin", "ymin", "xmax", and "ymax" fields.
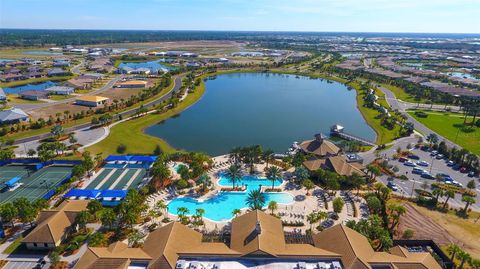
[{"xmin": 1, "ymin": 28, "xmax": 480, "ymax": 35}]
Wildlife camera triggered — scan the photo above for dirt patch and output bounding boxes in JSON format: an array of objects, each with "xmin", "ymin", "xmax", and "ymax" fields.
[
  {"xmin": 397, "ymin": 203, "xmax": 480, "ymax": 258},
  {"xmin": 397, "ymin": 203, "xmax": 457, "ymax": 245}
]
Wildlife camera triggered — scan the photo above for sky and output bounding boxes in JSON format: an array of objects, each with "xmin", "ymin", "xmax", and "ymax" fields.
[{"xmin": 1, "ymin": 0, "xmax": 479, "ymax": 33}]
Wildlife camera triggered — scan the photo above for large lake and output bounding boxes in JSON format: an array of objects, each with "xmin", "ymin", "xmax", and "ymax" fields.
[{"xmin": 145, "ymin": 73, "xmax": 376, "ymax": 155}]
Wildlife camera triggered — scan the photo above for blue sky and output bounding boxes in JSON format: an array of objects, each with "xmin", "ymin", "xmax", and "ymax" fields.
[{"xmin": 1, "ymin": 0, "xmax": 479, "ymax": 33}]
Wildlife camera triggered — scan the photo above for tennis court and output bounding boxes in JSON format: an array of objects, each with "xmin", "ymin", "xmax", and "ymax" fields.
[
  {"xmin": 0, "ymin": 164, "xmax": 73, "ymax": 203},
  {"xmin": 83, "ymin": 167, "xmax": 147, "ymax": 190}
]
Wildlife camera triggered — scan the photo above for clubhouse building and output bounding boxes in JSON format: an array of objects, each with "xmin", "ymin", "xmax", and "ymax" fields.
[
  {"xmin": 300, "ymin": 134, "xmax": 366, "ymax": 177},
  {"xmin": 74, "ymin": 210, "xmax": 440, "ymax": 269},
  {"xmin": 22, "ymin": 200, "xmax": 88, "ymax": 250}
]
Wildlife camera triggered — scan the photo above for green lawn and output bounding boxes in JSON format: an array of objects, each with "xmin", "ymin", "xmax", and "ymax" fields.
[
  {"xmin": 349, "ymin": 81, "xmax": 399, "ymax": 145},
  {"xmin": 49, "ymin": 94, "xmax": 74, "ymax": 101},
  {"xmin": 408, "ymin": 110, "xmax": 480, "ymax": 155},
  {"xmin": 87, "ymin": 81, "xmax": 206, "ymax": 157},
  {"xmin": 2, "ymin": 235, "xmax": 23, "ymax": 254}
]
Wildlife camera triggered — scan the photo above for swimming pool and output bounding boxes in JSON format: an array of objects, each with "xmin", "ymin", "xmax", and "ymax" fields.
[{"xmin": 167, "ymin": 175, "xmax": 292, "ymax": 221}]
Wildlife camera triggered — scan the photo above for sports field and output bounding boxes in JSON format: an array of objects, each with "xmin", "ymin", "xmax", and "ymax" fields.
[
  {"xmin": 83, "ymin": 167, "xmax": 147, "ymax": 190},
  {"xmin": 0, "ymin": 164, "xmax": 73, "ymax": 203}
]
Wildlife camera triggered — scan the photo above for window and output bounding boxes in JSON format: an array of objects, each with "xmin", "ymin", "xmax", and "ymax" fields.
[{"xmin": 33, "ymin": 243, "xmax": 37, "ymax": 247}]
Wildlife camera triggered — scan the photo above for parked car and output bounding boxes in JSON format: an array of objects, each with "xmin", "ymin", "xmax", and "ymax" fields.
[
  {"xmin": 460, "ymin": 167, "xmax": 468, "ymax": 173},
  {"xmin": 413, "ymin": 167, "xmax": 426, "ymax": 174},
  {"xmin": 430, "ymin": 150, "xmax": 438, "ymax": 156},
  {"xmin": 468, "ymin": 171, "xmax": 476, "ymax": 177},
  {"xmin": 446, "ymin": 160, "xmax": 454, "ymax": 167},
  {"xmin": 452, "ymin": 180, "xmax": 463, "ymax": 187},
  {"xmin": 417, "ymin": 161, "xmax": 429, "ymax": 167},
  {"xmin": 421, "ymin": 172, "xmax": 435, "ymax": 179},
  {"xmin": 398, "ymin": 157, "xmax": 408, "ymax": 163},
  {"xmin": 404, "ymin": 161, "xmax": 416, "ymax": 167},
  {"xmin": 408, "ymin": 154, "xmax": 420, "ymax": 160},
  {"xmin": 452, "ymin": 164, "xmax": 461, "ymax": 170},
  {"xmin": 435, "ymin": 154, "xmax": 445, "ymax": 160},
  {"xmin": 387, "ymin": 181, "xmax": 399, "ymax": 191}
]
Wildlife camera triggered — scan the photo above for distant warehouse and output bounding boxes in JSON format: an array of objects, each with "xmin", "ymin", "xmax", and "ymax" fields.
[
  {"xmin": 45, "ymin": 86, "xmax": 75, "ymax": 95},
  {"xmin": 75, "ymin": 95, "xmax": 109, "ymax": 107},
  {"xmin": 116, "ymin": 80, "xmax": 147, "ymax": 88}
]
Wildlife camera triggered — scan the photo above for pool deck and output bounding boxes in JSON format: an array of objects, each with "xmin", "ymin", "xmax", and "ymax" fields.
[{"xmin": 144, "ymin": 155, "xmax": 368, "ymax": 233}]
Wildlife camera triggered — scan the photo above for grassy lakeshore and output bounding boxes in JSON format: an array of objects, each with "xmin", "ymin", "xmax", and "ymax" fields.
[
  {"xmin": 87, "ymin": 79, "xmax": 206, "ymax": 157},
  {"xmin": 408, "ymin": 110, "xmax": 480, "ymax": 155}
]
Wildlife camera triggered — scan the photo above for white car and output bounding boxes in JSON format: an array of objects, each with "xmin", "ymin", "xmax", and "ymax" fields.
[{"xmin": 416, "ymin": 161, "xmax": 429, "ymax": 167}]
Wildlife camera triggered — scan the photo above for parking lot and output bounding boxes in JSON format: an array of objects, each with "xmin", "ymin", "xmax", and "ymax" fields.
[
  {"xmin": 3, "ymin": 261, "xmax": 49, "ymax": 269},
  {"xmin": 378, "ymin": 145, "xmax": 480, "ymax": 211}
]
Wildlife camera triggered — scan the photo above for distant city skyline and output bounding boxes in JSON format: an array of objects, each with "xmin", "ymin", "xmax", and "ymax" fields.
[{"xmin": 1, "ymin": 0, "xmax": 479, "ymax": 33}]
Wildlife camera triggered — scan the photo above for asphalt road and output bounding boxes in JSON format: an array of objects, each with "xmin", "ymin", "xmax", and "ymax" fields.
[
  {"xmin": 377, "ymin": 85, "xmax": 461, "ymax": 150},
  {"xmin": 13, "ymin": 75, "xmax": 182, "ymax": 145},
  {"xmin": 377, "ymin": 144, "xmax": 480, "ymax": 211}
]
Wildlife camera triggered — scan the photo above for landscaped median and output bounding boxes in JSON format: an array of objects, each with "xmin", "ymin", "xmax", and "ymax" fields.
[
  {"xmin": 408, "ymin": 109, "xmax": 479, "ymax": 155},
  {"xmin": 87, "ymin": 77, "xmax": 206, "ymax": 157}
]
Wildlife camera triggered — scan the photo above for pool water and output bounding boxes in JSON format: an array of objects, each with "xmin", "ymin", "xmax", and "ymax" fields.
[
  {"xmin": 217, "ymin": 173, "xmax": 282, "ymax": 189},
  {"xmin": 167, "ymin": 175, "xmax": 292, "ymax": 221}
]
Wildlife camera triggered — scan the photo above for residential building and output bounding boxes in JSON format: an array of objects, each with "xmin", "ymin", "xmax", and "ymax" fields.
[
  {"xmin": 0, "ymin": 108, "xmax": 29, "ymax": 124},
  {"xmin": 0, "ymin": 73, "xmax": 26, "ymax": 82},
  {"xmin": 45, "ymin": 86, "xmax": 75, "ymax": 95},
  {"xmin": 22, "ymin": 200, "xmax": 89, "ymax": 250},
  {"xmin": 75, "ymin": 95, "xmax": 109, "ymax": 107},
  {"xmin": 68, "ymin": 77, "xmax": 95, "ymax": 89},
  {"xmin": 48, "ymin": 68, "xmax": 70, "ymax": 77},
  {"xmin": 19, "ymin": 90, "xmax": 48, "ymax": 101},
  {"xmin": 73, "ymin": 210, "xmax": 441, "ymax": 269}
]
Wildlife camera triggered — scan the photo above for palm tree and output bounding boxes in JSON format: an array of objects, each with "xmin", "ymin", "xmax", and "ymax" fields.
[
  {"xmin": 268, "ymin": 201, "xmax": 278, "ymax": 215},
  {"xmin": 307, "ymin": 212, "xmax": 319, "ymax": 231},
  {"xmin": 462, "ymin": 195, "xmax": 476, "ymax": 214},
  {"xmin": 156, "ymin": 200, "xmax": 167, "ymax": 216},
  {"xmin": 195, "ymin": 208, "xmax": 205, "ymax": 222},
  {"xmin": 232, "ymin": 208, "xmax": 241, "ymax": 218},
  {"xmin": 245, "ymin": 189, "xmax": 266, "ymax": 210},
  {"xmin": 262, "ymin": 149, "xmax": 274, "ymax": 168},
  {"xmin": 266, "ymin": 166, "xmax": 281, "ymax": 191},
  {"xmin": 457, "ymin": 250, "xmax": 471, "ymax": 269},
  {"xmin": 426, "ymin": 133, "xmax": 438, "ymax": 147},
  {"xmin": 225, "ymin": 164, "xmax": 242, "ymax": 189},
  {"xmin": 197, "ymin": 174, "xmax": 212, "ymax": 192},
  {"xmin": 432, "ymin": 188, "xmax": 444, "ymax": 203},
  {"xmin": 177, "ymin": 207, "xmax": 189, "ymax": 218},
  {"xmin": 447, "ymin": 243, "xmax": 461, "ymax": 261},
  {"xmin": 443, "ymin": 190, "xmax": 455, "ymax": 209}
]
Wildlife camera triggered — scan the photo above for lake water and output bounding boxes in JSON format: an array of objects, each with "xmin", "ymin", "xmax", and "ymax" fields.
[
  {"xmin": 118, "ymin": 60, "xmax": 172, "ymax": 73},
  {"xmin": 145, "ymin": 72, "xmax": 376, "ymax": 155},
  {"xmin": 3, "ymin": 81, "xmax": 57, "ymax": 94}
]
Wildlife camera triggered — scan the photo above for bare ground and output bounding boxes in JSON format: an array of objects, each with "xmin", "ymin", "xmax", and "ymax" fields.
[{"xmin": 397, "ymin": 203, "xmax": 480, "ymax": 258}]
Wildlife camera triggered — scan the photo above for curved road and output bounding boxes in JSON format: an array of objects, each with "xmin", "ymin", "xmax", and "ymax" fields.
[
  {"xmin": 13, "ymin": 75, "xmax": 183, "ymax": 145},
  {"xmin": 376, "ymin": 84, "xmax": 462, "ymax": 149}
]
